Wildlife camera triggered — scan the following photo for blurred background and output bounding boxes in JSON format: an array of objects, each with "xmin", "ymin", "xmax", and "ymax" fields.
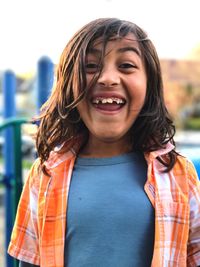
[{"xmin": 0, "ymin": 0, "xmax": 200, "ymax": 266}]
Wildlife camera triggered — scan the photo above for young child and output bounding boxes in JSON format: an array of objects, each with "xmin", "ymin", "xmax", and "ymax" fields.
[{"xmin": 8, "ymin": 18, "xmax": 200, "ymax": 267}]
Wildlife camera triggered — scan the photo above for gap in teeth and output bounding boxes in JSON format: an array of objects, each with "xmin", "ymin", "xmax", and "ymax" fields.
[{"xmin": 93, "ymin": 97, "xmax": 124, "ymax": 104}]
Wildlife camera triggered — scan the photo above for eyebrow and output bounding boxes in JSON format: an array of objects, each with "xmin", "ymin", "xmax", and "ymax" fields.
[
  {"xmin": 117, "ymin": 47, "xmax": 141, "ymax": 57},
  {"xmin": 87, "ymin": 48, "xmax": 101, "ymax": 55},
  {"xmin": 87, "ymin": 46, "xmax": 141, "ymax": 57}
]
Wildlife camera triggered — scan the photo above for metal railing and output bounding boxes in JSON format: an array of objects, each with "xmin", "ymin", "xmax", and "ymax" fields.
[{"xmin": 0, "ymin": 117, "xmax": 30, "ymax": 267}]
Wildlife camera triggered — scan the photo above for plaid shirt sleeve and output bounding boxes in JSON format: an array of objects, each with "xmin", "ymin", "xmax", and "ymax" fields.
[
  {"xmin": 8, "ymin": 159, "xmax": 41, "ymax": 266},
  {"xmin": 187, "ymin": 160, "xmax": 200, "ymax": 267}
]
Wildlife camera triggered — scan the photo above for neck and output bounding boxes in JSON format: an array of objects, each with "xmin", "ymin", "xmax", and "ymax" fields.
[{"xmin": 79, "ymin": 136, "xmax": 132, "ymax": 158}]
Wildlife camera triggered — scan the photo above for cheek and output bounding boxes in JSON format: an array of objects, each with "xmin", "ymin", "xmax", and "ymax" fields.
[
  {"xmin": 77, "ymin": 100, "xmax": 89, "ymax": 122},
  {"xmin": 86, "ymin": 74, "xmax": 96, "ymax": 89},
  {"xmin": 129, "ymin": 88, "xmax": 146, "ymax": 105},
  {"xmin": 128, "ymin": 78, "xmax": 147, "ymax": 102},
  {"xmin": 128, "ymin": 90, "xmax": 146, "ymax": 114},
  {"xmin": 77, "ymin": 104, "xmax": 84, "ymax": 117}
]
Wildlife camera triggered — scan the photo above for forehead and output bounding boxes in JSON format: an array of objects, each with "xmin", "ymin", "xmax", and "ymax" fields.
[{"xmin": 88, "ymin": 33, "xmax": 141, "ymax": 54}]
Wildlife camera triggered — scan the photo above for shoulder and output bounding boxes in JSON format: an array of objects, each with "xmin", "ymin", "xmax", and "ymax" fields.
[
  {"xmin": 175, "ymin": 154, "xmax": 199, "ymax": 180},
  {"xmin": 25, "ymin": 149, "xmax": 76, "ymax": 189},
  {"xmin": 44, "ymin": 148, "xmax": 76, "ymax": 170},
  {"xmin": 20, "ymin": 158, "xmax": 42, "ymax": 195},
  {"xmin": 172, "ymin": 155, "xmax": 200, "ymax": 196}
]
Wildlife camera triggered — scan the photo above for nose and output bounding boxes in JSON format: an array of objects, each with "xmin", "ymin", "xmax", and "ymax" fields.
[{"xmin": 97, "ymin": 66, "xmax": 120, "ymax": 87}]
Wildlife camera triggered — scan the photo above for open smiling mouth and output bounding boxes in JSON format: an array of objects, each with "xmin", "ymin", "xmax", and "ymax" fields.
[{"xmin": 91, "ymin": 97, "xmax": 126, "ymax": 111}]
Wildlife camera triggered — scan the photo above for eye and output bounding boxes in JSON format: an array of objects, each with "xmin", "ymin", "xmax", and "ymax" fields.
[
  {"xmin": 85, "ymin": 62, "xmax": 100, "ymax": 73},
  {"xmin": 119, "ymin": 63, "xmax": 137, "ymax": 70}
]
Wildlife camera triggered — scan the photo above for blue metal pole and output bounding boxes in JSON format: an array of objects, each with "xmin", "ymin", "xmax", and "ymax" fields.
[
  {"xmin": 37, "ymin": 56, "xmax": 54, "ymax": 112},
  {"xmin": 2, "ymin": 70, "xmax": 16, "ymax": 267}
]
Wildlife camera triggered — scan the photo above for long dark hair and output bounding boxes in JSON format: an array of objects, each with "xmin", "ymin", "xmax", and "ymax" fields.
[{"xmin": 36, "ymin": 18, "xmax": 177, "ymax": 172}]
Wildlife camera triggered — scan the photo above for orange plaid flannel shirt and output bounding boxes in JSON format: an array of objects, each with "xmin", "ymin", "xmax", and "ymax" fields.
[{"xmin": 8, "ymin": 143, "xmax": 200, "ymax": 267}]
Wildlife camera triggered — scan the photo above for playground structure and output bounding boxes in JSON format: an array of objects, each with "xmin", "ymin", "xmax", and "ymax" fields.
[{"xmin": 0, "ymin": 57, "xmax": 54, "ymax": 267}]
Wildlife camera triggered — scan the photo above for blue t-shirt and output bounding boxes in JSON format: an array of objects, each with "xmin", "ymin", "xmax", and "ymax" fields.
[{"xmin": 65, "ymin": 152, "xmax": 155, "ymax": 267}]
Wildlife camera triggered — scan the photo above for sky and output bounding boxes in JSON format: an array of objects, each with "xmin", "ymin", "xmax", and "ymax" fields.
[{"xmin": 0, "ymin": 0, "xmax": 200, "ymax": 73}]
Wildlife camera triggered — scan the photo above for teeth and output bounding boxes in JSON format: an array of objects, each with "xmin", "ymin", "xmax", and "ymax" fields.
[
  {"xmin": 93, "ymin": 99, "xmax": 100, "ymax": 104},
  {"xmin": 92, "ymin": 97, "xmax": 125, "ymax": 104},
  {"xmin": 102, "ymin": 98, "xmax": 108, "ymax": 104},
  {"xmin": 106, "ymin": 98, "xmax": 113, "ymax": 104}
]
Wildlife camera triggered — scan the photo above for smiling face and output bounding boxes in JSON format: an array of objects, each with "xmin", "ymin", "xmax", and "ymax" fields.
[{"xmin": 77, "ymin": 33, "xmax": 147, "ymax": 157}]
